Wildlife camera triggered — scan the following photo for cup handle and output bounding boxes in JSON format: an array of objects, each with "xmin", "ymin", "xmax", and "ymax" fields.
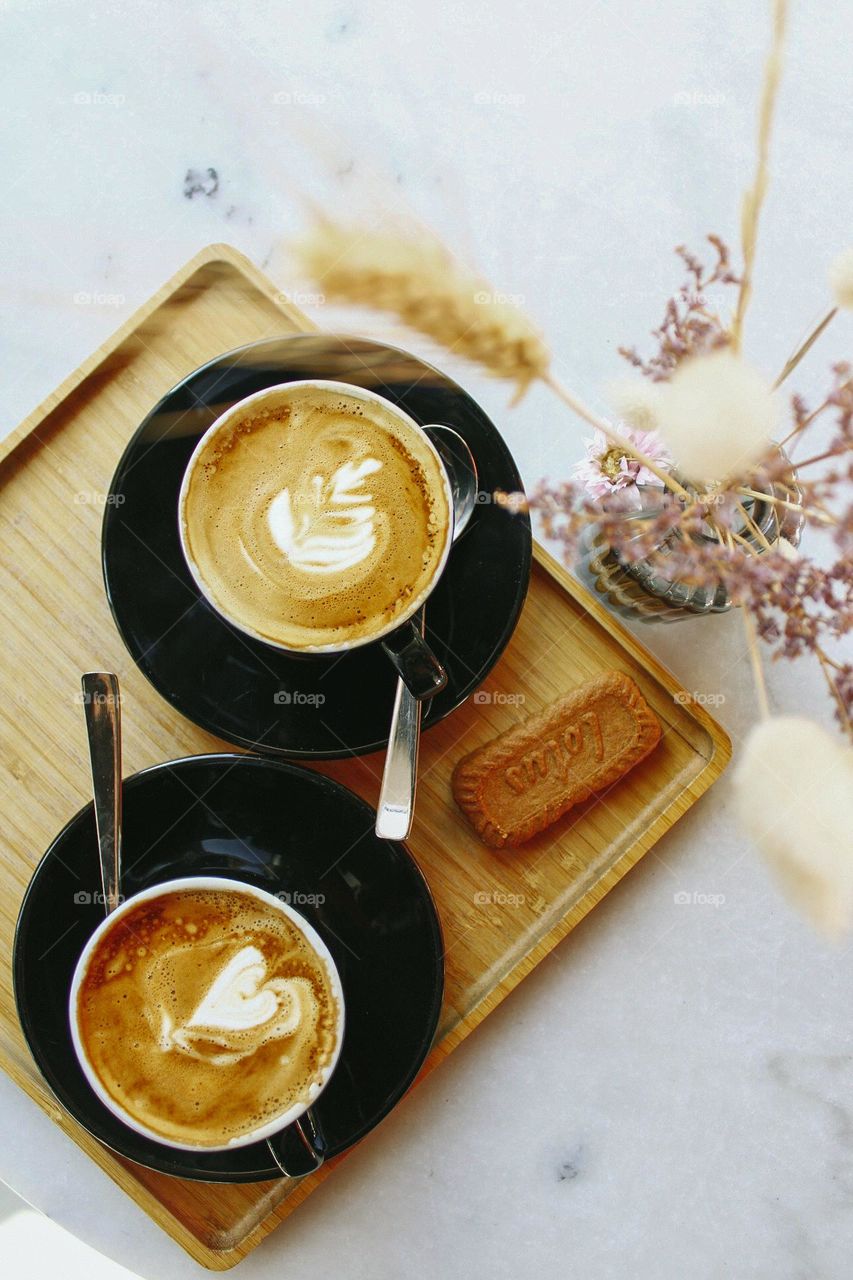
[
  {"xmin": 267, "ymin": 1107, "xmax": 327, "ymax": 1178},
  {"xmin": 381, "ymin": 618, "xmax": 447, "ymax": 701}
]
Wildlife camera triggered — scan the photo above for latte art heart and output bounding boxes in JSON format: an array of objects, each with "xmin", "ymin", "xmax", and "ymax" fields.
[
  {"xmin": 154, "ymin": 944, "xmax": 311, "ymax": 1067},
  {"xmin": 187, "ymin": 945, "xmax": 288, "ymax": 1031},
  {"xmin": 76, "ymin": 888, "xmax": 341, "ymax": 1147}
]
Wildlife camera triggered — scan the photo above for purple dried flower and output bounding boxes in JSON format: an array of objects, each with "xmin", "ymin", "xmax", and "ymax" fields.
[{"xmin": 533, "ymin": 234, "xmax": 851, "ymax": 740}]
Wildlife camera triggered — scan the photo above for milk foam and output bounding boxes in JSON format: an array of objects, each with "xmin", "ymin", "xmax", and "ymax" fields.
[
  {"xmin": 157, "ymin": 944, "xmax": 312, "ymax": 1067},
  {"xmin": 267, "ymin": 457, "xmax": 382, "ymax": 575}
]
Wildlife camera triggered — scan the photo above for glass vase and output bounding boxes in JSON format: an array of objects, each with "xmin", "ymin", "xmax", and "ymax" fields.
[{"xmin": 575, "ymin": 459, "xmax": 804, "ymax": 624}]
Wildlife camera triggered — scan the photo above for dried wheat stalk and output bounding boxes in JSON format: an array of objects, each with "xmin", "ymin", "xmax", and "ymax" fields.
[
  {"xmin": 292, "ymin": 220, "xmax": 686, "ymax": 496},
  {"xmin": 292, "ymin": 220, "xmax": 551, "ymax": 404},
  {"xmin": 291, "ymin": 0, "xmax": 788, "ymax": 501},
  {"xmin": 731, "ymin": 0, "xmax": 788, "ymax": 351}
]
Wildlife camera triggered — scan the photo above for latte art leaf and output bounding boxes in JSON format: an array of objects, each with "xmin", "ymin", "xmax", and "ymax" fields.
[{"xmin": 268, "ymin": 457, "xmax": 383, "ymax": 575}]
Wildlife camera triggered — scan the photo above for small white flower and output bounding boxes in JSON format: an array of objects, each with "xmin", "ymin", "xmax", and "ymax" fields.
[
  {"xmin": 829, "ymin": 247, "xmax": 853, "ymax": 310},
  {"xmin": 654, "ymin": 350, "xmax": 778, "ymax": 483},
  {"xmin": 735, "ymin": 716, "xmax": 853, "ymax": 940}
]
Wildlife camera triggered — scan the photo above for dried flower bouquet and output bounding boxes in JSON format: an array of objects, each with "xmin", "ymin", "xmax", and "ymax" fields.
[{"xmin": 292, "ymin": 0, "xmax": 853, "ymax": 937}]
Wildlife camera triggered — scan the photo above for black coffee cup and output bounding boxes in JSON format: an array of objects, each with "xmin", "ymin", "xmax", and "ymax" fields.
[{"xmin": 178, "ymin": 380, "xmax": 454, "ymax": 701}]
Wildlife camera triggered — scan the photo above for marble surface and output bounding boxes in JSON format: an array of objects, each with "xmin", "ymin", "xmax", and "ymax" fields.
[{"xmin": 2, "ymin": 1, "xmax": 852, "ymax": 1277}]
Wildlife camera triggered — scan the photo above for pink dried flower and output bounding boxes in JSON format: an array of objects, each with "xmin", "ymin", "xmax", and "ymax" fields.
[
  {"xmin": 618, "ymin": 237, "xmax": 739, "ymax": 381},
  {"xmin": 572, "ymin": 427, "xmax": 673, "ymax": 509},
  {"xmin": 532, "ymin": 234, "xmax": 852, "ymax": 751},
  {"xmin": 834, "ymin": 665, "xmax": 853, "ymax": 734}
]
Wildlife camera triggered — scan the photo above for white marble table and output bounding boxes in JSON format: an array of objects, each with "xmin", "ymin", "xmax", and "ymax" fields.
[{"xmin": 2, "ymin": 2, "xmax": 852, "ymax": 1276}]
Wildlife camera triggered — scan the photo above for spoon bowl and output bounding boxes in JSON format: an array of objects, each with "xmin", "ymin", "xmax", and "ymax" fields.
[{"xmin": 430, "ymin": 425, "xmax": 478, "ymax": 543}]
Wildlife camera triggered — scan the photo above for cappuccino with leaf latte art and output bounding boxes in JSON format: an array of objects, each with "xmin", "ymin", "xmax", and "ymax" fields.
[{"xmin": 179, "ymin": 382, "xmax": 452, "ymax": 650}]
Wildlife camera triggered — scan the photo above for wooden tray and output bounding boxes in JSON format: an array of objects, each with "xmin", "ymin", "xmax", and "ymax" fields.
[{"xmin": 0, "ymin": 245, "xmax": 731, "ymax": 1269}]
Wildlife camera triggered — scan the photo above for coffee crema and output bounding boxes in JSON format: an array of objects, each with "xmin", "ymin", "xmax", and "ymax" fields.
[
  {"xmin": 180, "ymin": 385, "xmax": 451, "ymax": 649},
  {"xmin": 75, "ymin": 888, "xmax": 340, "ymax": 1147}
]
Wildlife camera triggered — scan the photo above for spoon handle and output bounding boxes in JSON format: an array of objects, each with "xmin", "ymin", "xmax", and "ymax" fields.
[
  {"xmin": 376, "ymin": 613, "xmax": 424, "ymax": 841},
  {"xmin": 81, "ymin": 673, "xmax": 122, "ymax": 915}
]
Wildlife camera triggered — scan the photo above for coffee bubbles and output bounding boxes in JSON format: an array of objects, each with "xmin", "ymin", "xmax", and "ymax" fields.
[{"xmin": 179, "ymin": 384, "xmax": 452, "ymax": 651}]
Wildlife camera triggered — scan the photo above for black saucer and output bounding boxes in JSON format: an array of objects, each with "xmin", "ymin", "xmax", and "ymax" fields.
[
  {"xmin": 14, "ymin": 755, "xmax": 444, "ymax": 1182},
  {"xmin": 102, "ymin": 335, "xmax": 532, "ymax": 758}
]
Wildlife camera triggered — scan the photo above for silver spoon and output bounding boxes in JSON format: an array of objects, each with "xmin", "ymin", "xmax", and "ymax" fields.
[
  {"xmin": 376, "ymin": 427, "xmax": 478, "ymax": 840},
  {"xmin": 81, "ymin": 672, "xmax": 123, "ymax": 915}
]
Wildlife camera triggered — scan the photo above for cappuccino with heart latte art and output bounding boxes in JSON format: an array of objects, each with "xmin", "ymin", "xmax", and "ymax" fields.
[
  {"xmin": 73, "ymin": 885, "xmax": 341, "ymax": 1148},
  {"xmin": 179, "ymin": 381, "xmax": 453, "ymax": 651}
]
